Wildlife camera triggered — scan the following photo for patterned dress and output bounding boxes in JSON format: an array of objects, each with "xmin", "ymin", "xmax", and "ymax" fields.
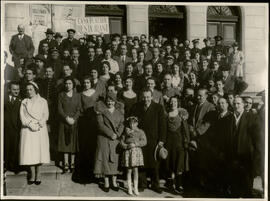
[{"xmin": 120, "ymin": 128, "xmax": 147, "ymax": 168}]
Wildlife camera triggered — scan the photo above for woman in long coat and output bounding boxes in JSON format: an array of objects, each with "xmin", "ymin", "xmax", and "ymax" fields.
[
  {"xmin": 58, "ymin": 76, "xmax": 81, "ymax": 172},
  {"xmin": 93, "ymin": 92, "xmax": 125, "ymax": 192},
  {"xmin": 19, "ymin": 81, "xmax": 50, "ymax": 184}
]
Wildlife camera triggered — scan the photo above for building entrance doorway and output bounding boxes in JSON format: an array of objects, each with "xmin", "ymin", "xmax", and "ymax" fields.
[{"xmin": 149, "ymin": 5, "xmax": 186, "ymax": 42}]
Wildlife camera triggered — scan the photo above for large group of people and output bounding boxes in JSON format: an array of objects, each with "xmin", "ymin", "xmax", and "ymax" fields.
[{"xmin": 3, "ymin": 24, "xmax": 265, "ymax": 198}]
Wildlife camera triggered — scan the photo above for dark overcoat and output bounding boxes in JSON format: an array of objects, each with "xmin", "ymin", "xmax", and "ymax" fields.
[
  {"xmin": 4, "ymin": 95, "xmax": 22, "ymax": 171},
  {"xmin": 130, "ymin": 101, "xmax": 166, "ymax": 168}
]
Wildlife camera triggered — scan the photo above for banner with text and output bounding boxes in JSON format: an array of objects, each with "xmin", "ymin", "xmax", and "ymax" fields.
[{"xmin": 75, "ymin": 17, "xmax": 110, "ymax": 35}]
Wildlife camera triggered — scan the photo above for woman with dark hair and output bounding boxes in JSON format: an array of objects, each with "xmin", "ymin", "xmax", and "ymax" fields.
[
  {"xmin": 134, "ymin": 51, "xmax": 146, "ymax": 75},
  {"xmin": 118, "ymin": 76, "xmax": 138, "ymax": 117},
  {"xmin": 114, "ymin": 72, "xmax": 123, "ymax": 92},
  {"xmin": 94, "ymin": 92, "xmax": 125, "ymax": 192},
  {"xmin": 164, "ymin": 95, "xmax": 190, "ymax": 193},
  {"xmin": 99, "ymin": 61, "xmax": 115, "ymax": 84},
  {"xmin": 19, "ymin": 81, "xmax": 50, "ymax": 185},
  {"xmin": 58, "ymin": 76, "xmax": 81, "ymax": 173},
  {"xmin": 123, "ymin": 62, "xmax": 137, "ymax": 81},
  {"xmin": 74, "ymin": 75, "xmax": 100, "ymax": 182},
  {"xmin": 154, "ymin": 62, "xmax": 166, "ymax": 91}
]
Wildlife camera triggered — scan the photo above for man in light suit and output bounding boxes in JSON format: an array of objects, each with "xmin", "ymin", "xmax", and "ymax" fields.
[
  {"xmin": 9, "ymin": 24, "xmax": 35, "ymax": 68},
  {"xmin": 113, "ymin": 44, "xmax": 132, "ymax": 73}
]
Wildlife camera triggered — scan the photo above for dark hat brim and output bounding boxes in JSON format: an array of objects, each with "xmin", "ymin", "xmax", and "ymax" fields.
[{"xmin": 67, "ymin": 29, "xmax": 76, "ymax": 33}]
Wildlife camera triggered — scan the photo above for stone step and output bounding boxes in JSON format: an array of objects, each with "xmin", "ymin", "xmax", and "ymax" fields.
[{"xmin": 5, "ymin": 161, "xmax": 62, "ymax": 176}]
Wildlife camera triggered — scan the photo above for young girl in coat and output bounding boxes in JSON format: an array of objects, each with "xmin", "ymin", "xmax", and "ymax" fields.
[{"xmin": 120, "ymin": 116, "xmax": 147, "ymax": 195}]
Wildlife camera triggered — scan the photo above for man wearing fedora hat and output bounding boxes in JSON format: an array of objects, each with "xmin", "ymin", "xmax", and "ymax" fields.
[
  {"xmin": 38, "ymin": 28, "xmax": 58, "ymax": 54},
  {"xmin": 61, "ymin": 29, "xmax": 80, "ymax": 53}
]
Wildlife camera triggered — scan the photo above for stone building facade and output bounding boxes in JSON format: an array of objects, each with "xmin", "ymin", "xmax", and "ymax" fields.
[{"xmin": 3, "ymin": 3, "xmax": 268, "ymax": 93}]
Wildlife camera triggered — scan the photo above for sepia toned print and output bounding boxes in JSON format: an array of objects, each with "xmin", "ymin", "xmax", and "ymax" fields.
[{"xmin": 1, "ymin": 1, "xmax": 268, "ymax": 200}]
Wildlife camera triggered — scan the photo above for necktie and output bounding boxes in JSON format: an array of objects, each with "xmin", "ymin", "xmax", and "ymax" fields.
[
  {"xmin": 11, "ymin": 97, "xmax": 16, "ymax": 104},
  {"xmin": 19, "ymin": 35, "xmax": 22, "ymax": 40},
  {"xmin": 195, "ymin": 104, "xmax": 202, "ymax": 124}
]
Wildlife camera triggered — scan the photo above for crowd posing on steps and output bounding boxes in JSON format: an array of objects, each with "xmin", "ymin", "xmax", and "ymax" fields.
[{"xmin": 3, "ymin": 24, "xmax": 265, "ymax": 198}]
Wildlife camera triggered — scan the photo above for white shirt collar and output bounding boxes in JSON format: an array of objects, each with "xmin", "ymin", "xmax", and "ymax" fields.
[{"xmin": 234, "ymin": 110, "xmax": 244, "ymax": 125}]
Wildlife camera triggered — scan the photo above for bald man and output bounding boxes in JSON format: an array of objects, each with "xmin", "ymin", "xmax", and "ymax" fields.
[{"xmin": 9, "ymin": 24, "xmax": 35, "ymax": 68}]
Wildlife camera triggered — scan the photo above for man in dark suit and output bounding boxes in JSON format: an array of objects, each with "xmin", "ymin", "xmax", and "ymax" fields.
[
  {"xmin": 188, "ymin": 88, "xmax": 216, "ymax": 189},
  {"xmin": 198, "ymin": 56, "xmax": 212, "ymax": 87},
  {"xmin": 113, "ymin": 44, "xmax": 132, "ymax": 73},
  {"xmin": 191, "ymin": 39, "xmax": 201, "ymax": 59},
  {"xmin": 38, "ymin": 28, "xmax": 58, "ymax": 54},
  {"xmin": 221, "ymin": 65, "xmax": 248, "ymax": 95},
  {"xmin": 226, "ymin": 97, "xmax": 262, "ymax": 197},
  {"xmin": 61, "ymin": 29, "xmax": 80, "ymax": 53},
  {"xmin": 9, "ymin": 24, "xmax": 35, "ymax": 68},
  {"xmin": 54, "ymin": 32, "xmax": 63, "ymax": 53},
  {"xmin": 213, "ymin": 36, "xmax": 227, "ymax": 58},
  {"xmin": 79, "ymin": 47, "xmax": 100, "ymax": 79},
  {"xmin": 151, "ymin": 47, "xmax": 163, "ymax": 69},
  {"xmin": 130, "ymin": 89, "xmax": 166, "ymax": 193},
  {"xmin": 201, "ymin": 37, "xmax": 212, "ymax": 57},
  {"xmin": 4, "ymin": 81, "xmax": 22, "ymax": 173},
  {"xmin": 47, "ymin": 47, "xmax": 63, "ymax": 79},
  {"xmin": 141, "ymin": 41, "xmax": 153, "ymax": 62}
]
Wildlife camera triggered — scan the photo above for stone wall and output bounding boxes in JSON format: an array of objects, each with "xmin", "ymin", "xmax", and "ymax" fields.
[
  {"xmin": 126, "ymin": 5, "xmax": 148, "ymax": 37},
  {"xmin": 3, "ymin": 3, "xmax": 268, "ymax": 93},
  {"xmin": 242, "ymin": 6, "xmax": 267, "ymax": 93}
]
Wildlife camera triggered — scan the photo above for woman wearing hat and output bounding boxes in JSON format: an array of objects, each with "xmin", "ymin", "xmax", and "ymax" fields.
[
  {"xmin": 228, "ymin": 42, "xmax": 244, "ymax": 78},
  {"xmin": 19, "ymin": 81, "xmax": 50, "ymax": 185},
  {"xmin": 57, "ymin": 76, "xmax": 81, "ymax": 173},
  {"xmin": 93, "ymin": 92, "xmax": 125, "ymax": 192},
  {"xmin": 164, "ymin": 95, "xmax": 190, "ymax": 193}
]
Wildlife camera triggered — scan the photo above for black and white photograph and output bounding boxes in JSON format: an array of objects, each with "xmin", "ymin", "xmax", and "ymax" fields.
[{"xmin": 0, "ymin": 1, "xmax": 268, "ymax": 200}]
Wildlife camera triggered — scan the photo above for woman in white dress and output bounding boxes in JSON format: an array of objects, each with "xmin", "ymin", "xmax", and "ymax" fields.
[{"xmin": 19, "ymin": 81, "xmax": 50, "ymax": 185}]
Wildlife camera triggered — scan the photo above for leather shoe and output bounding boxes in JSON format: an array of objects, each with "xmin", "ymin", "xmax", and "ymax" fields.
[
  {"xmin": 152, "ymin": 186, "xmax": 163, "ymax": 194},
  {"xmin": 27, "ymin": 180, "xmax": 35, "ymax": 185},
  {"xmin": 35, "ymin": 180, "xmax": 42, "ymax": 185},
  {"xmin": 111, "ymin": 185, "xmax": 119, "ymax": 191},
  {"xmin": 100, "ymin": 185, "xmax": 110, "ymax": 193}
]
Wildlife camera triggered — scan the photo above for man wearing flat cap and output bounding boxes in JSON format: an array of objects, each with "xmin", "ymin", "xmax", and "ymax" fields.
[
  {"xmin": 191, "ymin": 39, "xmax": 201, "ymax": 59},
  {"xmin": 38, "ymin": 28, "xmax": 58, "ymax": 54},
  {"xmin": 201, "ymin": 37, "xmax": 212, "ymax": 57},
  {"xmin": 61, "ymin": 28, "xmax": 80, "ymax": 53},
  {"xmin": 220, "ymin": 64, "xmax": 248, "ymax": 95},
  {"xmin": 213, "ymin": 35, "xmax": 227, "ymax": 58}
]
